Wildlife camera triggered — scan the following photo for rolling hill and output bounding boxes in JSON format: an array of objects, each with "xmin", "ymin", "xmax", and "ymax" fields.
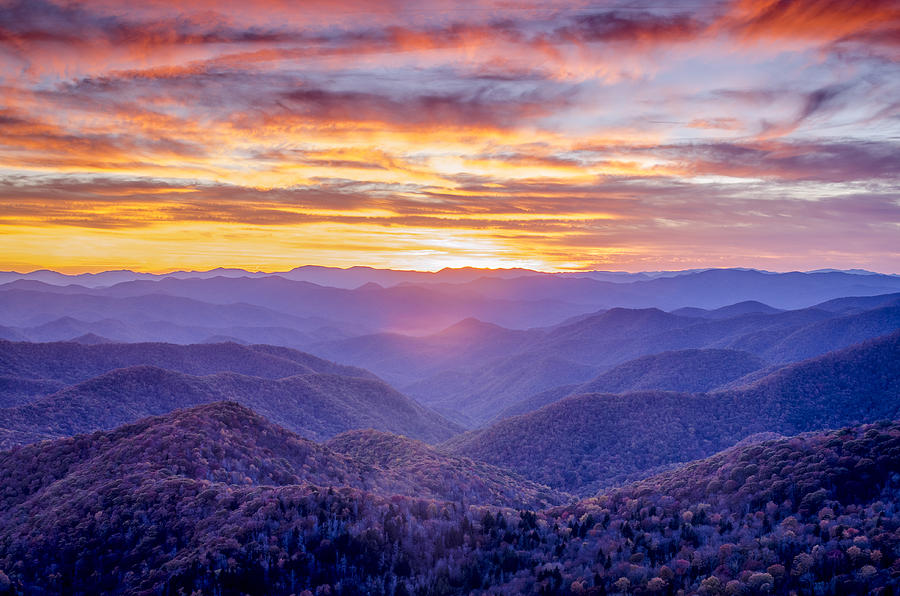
[
  {"xmin": 0, "ymin": 402, "xmax": 558, "ymax": 511},
  {"xmin": 0, "ymin": 401, "xmax": 572, "ymax": 592},
  {"xmin": 577, "ymin": 348, "xmax": 766, "ymax": 394},
  {"xmin": 2, "ymin": 405, "xmax": 899, "ymax": 594},
  {"xmin": 0, "ymin": 340, "xmax": 374, "ymax": 405},
  {"xmin": 493, "ymin": 348, "xmax": 767, "ymax": 420},
  {"xmin": 670, "ymin": 299, "xmax": 783, "ymax": 318},
  {"xmin": 445, "ymin": 331, "xmax": 900, "ymax": 493},
  {"xmin": 396, "ymin": 301, "xmax": 900, "ymax": 424},
  {"xmin": 326, "ymin": 429, "xmax": 566, "ymax": 508},
  {"xmin": 0, "ymin": 365, "xmax": 460, "ymax": 447}
]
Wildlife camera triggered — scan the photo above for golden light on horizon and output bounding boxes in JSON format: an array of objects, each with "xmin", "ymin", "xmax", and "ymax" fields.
[{"xmin": 0, "ymin": 0, "xmax": 897, "ymax": 274}]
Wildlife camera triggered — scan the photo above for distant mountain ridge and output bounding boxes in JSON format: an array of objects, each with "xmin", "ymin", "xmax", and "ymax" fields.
[
  {"xmin": 3, "ymin": 269, "xmax": 900, "ymax": 337},
  {"xmin": 0, "ymin": 339, "xmax": 373, "ymax": 387},
  {"xmin": 395, "ymin": 299, "xmax": 900, "ymax": 423},
  {"xmin": 2, "ymin": 265, "xmax": 895, "ymax": 289}
]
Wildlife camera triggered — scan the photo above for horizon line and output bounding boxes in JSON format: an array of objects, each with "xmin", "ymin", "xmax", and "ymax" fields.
[{"xmin": 3, "ymin": 265, "xmax": 898, "ymax": 277}]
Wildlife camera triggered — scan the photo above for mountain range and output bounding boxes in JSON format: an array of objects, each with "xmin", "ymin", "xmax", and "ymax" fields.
[
  {"xmin": 331, "ymin": 295, "xmax": 900, "ymax": 424},
  {"xmin": 445, "ymin": 330, "xmax": 900, "ymax": 493},
  {"xmin": 0, "ymin": 266, "xmax": 899, "ymax": 594},
  {"xmin": 3, "ymin": 269, "xmax": 899, "ymax": 338}
]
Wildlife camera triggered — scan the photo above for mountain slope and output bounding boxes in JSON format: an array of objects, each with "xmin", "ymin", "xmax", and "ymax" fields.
[
  {"xmin": 3, "ymin": 408, "xmax": 900, "ymax": 594},
  {"xmin": 326, "ymin": 429, "xmax": 565, "ymax": 508},
  {"xmin": 404, "ymin": 353, "xmax": 597, "ymax": 425},
  {"xmin": 0, "ymin": 402, "xmax": 557, "ymax": 511},
  {"xmin": 374, "ymin": 301, "xmax": 899, "ymax": 424},
  {"xmin": 764, "ymin": 304, "xmax": 900, "ymax": 363},
  {"xmin": 312, "ymin": 318, "xmax": 540, "ymax": 386},
  {"xmin": 811, "ymin": 291, "xmax": 900, "ymax": 313},
  {"xmin": 491, "ymin": 383, "xmax": 581, "ymax": 421},
  {"xmin": 0, "ymin": 376, "xmax": 65, "ymax": 408},
  {"xmin": 578, "ymin": 348, "xmax": 766, "ymax": 394},
  {"xmin": 543, "ymin": 420, "xmax": 900, "ymax": 594},
  {"xmin": 0, "ymin": 340, "xmax": 374, "ymax": 406},
  {"xmin": 0, "ymin": 366, "xmax": 459, "ymax": 446},
  {"xmin": 445, "ymin": 331, "xmax": 900, "ymax": 493},
  {"xmin": 492, "ymin": 349, "xmax": 767, "ymax": 420}
]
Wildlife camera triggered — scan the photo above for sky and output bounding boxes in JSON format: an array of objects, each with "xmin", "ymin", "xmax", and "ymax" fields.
[{"xmin": 0, "ymin": 0, "xmax": 898, "ymax": 273}]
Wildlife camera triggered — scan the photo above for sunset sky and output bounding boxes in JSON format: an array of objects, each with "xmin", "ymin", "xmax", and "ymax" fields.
[{"xmin": 0, "ymin": 0, "xmax": 898, "ymax": 273}]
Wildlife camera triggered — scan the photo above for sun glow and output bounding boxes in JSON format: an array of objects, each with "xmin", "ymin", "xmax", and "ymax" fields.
[{"xmin": 0, "ymin": 0, "xmax": 897, "ymax": 273}]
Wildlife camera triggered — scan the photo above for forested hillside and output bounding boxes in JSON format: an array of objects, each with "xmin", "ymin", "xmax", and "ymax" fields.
[
  {"xmin": 399, "ymin": 301, "xmax": 900, "ymax": 424},
  {"xmin": 0, "ymin": 366, "xmax": 459, "ymax": 446},
  {"xmin": 578, "ymin": 349, "xmax": 766, "ymax": 394},
  {"xmin": 0, "ymin": 339, "xmax": 372, "ymax": 385},
  {"xmin": 3, "ymin": 408, "xmax": 900, "ymax": 594},
  {"xmin": 446, "ymin": 331, "xmax": 900, "ymax": 493}
]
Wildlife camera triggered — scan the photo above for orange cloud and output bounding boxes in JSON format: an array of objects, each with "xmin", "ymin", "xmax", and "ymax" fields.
[
  {"xmin": 728, "ymin": 0, "xmax": 900, "ymax": 42},
  {"xmin": 0, "ymin": 0, "xmax": 897, "ymax": 273}
]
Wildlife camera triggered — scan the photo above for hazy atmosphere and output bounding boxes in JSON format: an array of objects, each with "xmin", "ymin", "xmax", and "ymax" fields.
[{"xmin": 2, "ymin": 2, "xmax": 900, "ymax": 595}]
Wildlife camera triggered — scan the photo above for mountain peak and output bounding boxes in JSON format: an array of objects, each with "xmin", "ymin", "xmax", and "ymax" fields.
[
  {"xmin": 67, "ymin": 333, "xmax": 114, "ymax": 345},
  {"xmin": 356, "ymin": 281, "xmax": 383, "ymax": 290},
  {"xmin": 436, "ymin": 317, "xmax": 506, "ymax": 337}
]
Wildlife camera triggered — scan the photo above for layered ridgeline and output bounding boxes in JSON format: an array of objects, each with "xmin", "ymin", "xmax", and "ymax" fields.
[
  {"xmin": 0, "ymin": 287, "xmax": 362, "ymax": 348},
  {"xmin": 0, "ymin": 366, "xmax": 458, "ymax": 447},
  {"xmin": 315, "ymin": 296, "xmax": 900, "ymax": 424},
  {"xmin": 0, "ymin": 276, "xmax": 588, "ymax": 339},
  {"xmin": 5, "ymin": 267, "xmax": 900, "ymax": 312},
  {"xmin": 2, "ymin": 404, "xmax": 900, "ymax": 594},
  {"xmin": 576, "ymin": 349, "xmax": 766, "ymax": 394},
  {"xmin": 494, "ymin": 348, "xmax": 768, "ymax": 420},
  {"xmin": 2, "ymin": 271, "xmax": 899, "ymax": 426},
  {"xmin": 0, "ymin": 402, "xmax": 563, "ymax": 510},
  {"xmin": 0, "ymin": 341, "xmax": 460, "ymax": 445},
  {"xmin": 445, "ymin": 331, "xmax": 900, "ymax": 494},
  {"xmin": 0, "ymin": 340, "xmax": 372, "ymax": 384},
  {"xmin": 2, "ymin": 269, "xmax": 900, "ymax": 345},
  {"xmin": 0, "ymin": 340, "xmax": 376, "ymax": 409}
]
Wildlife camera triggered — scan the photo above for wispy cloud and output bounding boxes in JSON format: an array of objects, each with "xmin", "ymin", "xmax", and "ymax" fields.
[{"xmin": 0, "ymin": 0, "xmax": 898, "ymax": 272}]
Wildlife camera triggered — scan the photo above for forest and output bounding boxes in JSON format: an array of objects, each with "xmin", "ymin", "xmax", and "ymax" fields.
[{"xmin": 3, "ymin": 0, "xmax": 899, "ymax": 589}]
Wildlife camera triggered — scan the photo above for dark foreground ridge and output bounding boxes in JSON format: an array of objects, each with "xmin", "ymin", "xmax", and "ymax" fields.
[{"xmin": 2, "ymin": 404, "xmax": 900, "ymax": 594}]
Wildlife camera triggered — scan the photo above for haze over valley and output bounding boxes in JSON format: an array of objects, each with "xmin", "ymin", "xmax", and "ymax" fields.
[{"xmin": 2, "ymin": 0, "xmax": 899, "ymax": 593}]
